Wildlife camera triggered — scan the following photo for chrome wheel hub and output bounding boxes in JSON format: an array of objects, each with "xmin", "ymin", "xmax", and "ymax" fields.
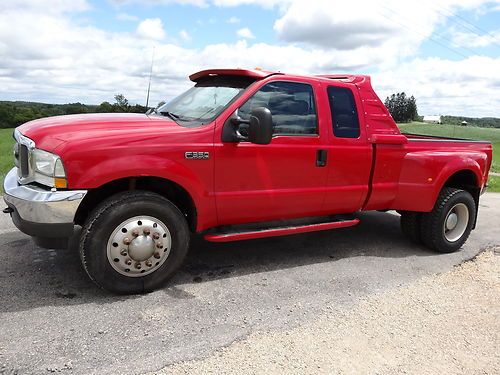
[
  {"xmin": 107, "ymin": 216, "xmax": 172, "ymax": 277},
  {"xmin": 446, "ymin": 212, "xmax": 458, "ymax": 231},
  {"xmin": 129, "ymin": 235, "xmax": 155, "ymax": 261},
  {"xmin": 443, "ymin": 203, "xmax": 469, "ymax": 243}
]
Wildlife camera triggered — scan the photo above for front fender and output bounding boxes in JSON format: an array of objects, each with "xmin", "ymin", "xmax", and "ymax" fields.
[{"xmin": 66, "ymin": 154, "xmax": 216, "ymax": 231}]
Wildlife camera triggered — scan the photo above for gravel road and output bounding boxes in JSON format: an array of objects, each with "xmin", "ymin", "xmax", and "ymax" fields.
[
  {"xmin": 159, "ymin": 249, "xmax": 500, "ymax": 375},
  {"xmin": 0, "ymin": 193, "xmax": 499, "ymax": 374}
]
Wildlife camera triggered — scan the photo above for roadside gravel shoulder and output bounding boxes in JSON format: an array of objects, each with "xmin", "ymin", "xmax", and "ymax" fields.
[{"xmin": 155, "ymin": 248, "xmax": 500, "ymax": 375}]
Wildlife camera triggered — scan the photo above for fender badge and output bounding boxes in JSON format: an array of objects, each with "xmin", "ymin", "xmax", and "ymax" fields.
[{"xmin": 185, "ymin": 151, "xmax": 209, "ymax": 160}]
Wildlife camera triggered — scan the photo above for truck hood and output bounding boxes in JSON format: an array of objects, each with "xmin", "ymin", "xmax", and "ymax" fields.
[{"xmin": 17, "ymin": 113, "xmax": 184, "ymax": 152}]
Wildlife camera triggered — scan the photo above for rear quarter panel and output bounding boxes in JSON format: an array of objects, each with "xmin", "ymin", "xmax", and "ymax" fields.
[{"xmin": 390, "ymin": 140, "xmax": 491, "ymax": 212}]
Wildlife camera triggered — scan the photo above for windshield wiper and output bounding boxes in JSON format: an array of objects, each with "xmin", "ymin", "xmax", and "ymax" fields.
[{"xmin": 160, "ymin": 111, "xmax": 183, "ymax": 121}]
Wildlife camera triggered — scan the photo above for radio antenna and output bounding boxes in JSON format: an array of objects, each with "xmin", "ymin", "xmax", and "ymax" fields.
[{"xmin": 145, "ymin": 46, "xmax": 155, "ymax": 109}]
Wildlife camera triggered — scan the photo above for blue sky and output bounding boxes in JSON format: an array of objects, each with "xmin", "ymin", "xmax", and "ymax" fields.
[
  {"xmin": 89, "ymin": 0, "xmax": 500, "ymax": 60},
  {"xmin": 90, "ymin": 1, "xmax": 280, "ymax": 47},
  {"xmin": 0, "ymin": 0, "xmax": 499, "ymax": 116}
]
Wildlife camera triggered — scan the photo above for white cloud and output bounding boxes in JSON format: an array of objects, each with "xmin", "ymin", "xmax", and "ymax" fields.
[
  {"xmin": 0, "ymin": 0, "xmax": 90, "ymax": 13},
  {"xmin": 1, "ymin": 0, "xmax": 500, "ymax": 117},
  {"xmin": 116, "ymin": 0, "xmax": 289, "ymax": 7},
  {"xmin": 272, "ymin": 0, "xmax": 446, "ymax": 64},
  {"xmin": 110, "ymin": 0, "xmax": 208, "ymax": 6},
  {"xmin": 213, "ymin": 0, "xmax": 289, "ymax": 8},
  {"xmin": 136, "ymin": 18, "xmax": 166, "ymax": 40},
  {"xmin": 273, "ymin": 0, "xmax": 500, "ymax": 61},
  {"xmin": 179, "ymin": 29, "xmax": 192, "ymax": 42},
  {"xmin": 117, "ymin": 12, "xmax": 139, "ymax": 22},
  {"xmin": 450, "ymin": 28, "xmax": 500, "ymax": 48},
  {"xmin": 236, "ymin": 27, "xmax": 255, "ymax": 39},
  {"xmin": 373, "ymin": 56, "xmax": 500, "ymax": 116},
  {"xmin": 227, "ymin": 16, "xmax": 241, "ymax": 24}
]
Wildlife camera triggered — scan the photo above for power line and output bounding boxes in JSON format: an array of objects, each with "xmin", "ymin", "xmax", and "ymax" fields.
[
  {"xmin": 428, "ymin": 3, "xmax": 500, "ymax": 49},
  {"xmin": 376, "ymin": 5, "xmax": 475, "ymax": 59}
]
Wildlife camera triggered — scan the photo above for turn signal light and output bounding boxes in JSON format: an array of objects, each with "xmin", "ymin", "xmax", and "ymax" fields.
[{"xmin": 54, "ymin": 178, "xmax": 68, "ymax": 189}]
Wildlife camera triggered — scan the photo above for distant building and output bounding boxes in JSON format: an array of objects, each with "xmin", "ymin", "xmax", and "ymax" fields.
[
  {"xmin": 461, "ymin": 120, "xmax": 468, "ymax": 126},
  {"xmin": 423, "ymin": 115, "xmax": 442, "ymax": 124}
]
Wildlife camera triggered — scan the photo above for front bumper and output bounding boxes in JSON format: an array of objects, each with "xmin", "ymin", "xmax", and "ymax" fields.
[{"xmin": 3, "ymin": 167, "xmax": 87, "ymax": 238}]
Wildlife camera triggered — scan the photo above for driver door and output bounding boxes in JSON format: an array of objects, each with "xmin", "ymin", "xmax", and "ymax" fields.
[{"xmin": 214, "ymin": 79, "xmax": 330, "ymax": 226}]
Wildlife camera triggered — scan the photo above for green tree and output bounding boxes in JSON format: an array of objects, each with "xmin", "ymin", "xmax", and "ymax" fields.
[
  {"xmin": 113, "ymin": 94, "xmax": 130, "ymax": 112},
  {"xmin": 97, "ymin": 101, "xmax": 114, "ymax": 112},
  {"xmin": 64, "ymin": 102, "xmax": 88, "ymax": 115},
  {"xmin": 384, "ymin": 92, "xmax": 419, "ymax": 122},
  {"xmin": 0, "ymin": 102, "xmax": 16, "ymax": 128},
  {"xmin": 0, "ymin": 95, "xmax": 148, "ymax": 128}
]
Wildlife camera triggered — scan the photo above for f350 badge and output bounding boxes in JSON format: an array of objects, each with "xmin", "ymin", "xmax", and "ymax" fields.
[{"xmin": 185, "ymin": 151, "xmax": 210, "ymax": 160}]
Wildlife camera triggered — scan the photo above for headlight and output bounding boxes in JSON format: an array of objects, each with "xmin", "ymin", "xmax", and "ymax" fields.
[{"xmin": 32, "ymin": 148, "xmax": 67, "ymax": 188}]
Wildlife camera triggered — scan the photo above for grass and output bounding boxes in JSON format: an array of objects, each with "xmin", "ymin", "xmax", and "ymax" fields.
[
  {"xmin": 398, "ymin": 122, "xmax": 500, "ymax": 143},
  {"xmin": 0, "ymin": 128, "xmax": 15, "ymax": 194},
  {"xmin": 492, "ymin": 143, "xmax": 500, "ymax": 174},
  {"xmin": 486, "ymin": 175, "xmax": 500, "ymax": 192},
  {"xmin": 0, "ymin": 123, "xmax": 498, "ymax": 193}
]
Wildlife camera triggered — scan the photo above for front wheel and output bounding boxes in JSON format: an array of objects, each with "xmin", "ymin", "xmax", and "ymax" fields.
[
  {"xmin": 420, "ymin": 188, "xmax": 475, "ymax": 253},
  {"xmin": 79, "ymin": 191, "xmax": 190, "ymax": 294}
]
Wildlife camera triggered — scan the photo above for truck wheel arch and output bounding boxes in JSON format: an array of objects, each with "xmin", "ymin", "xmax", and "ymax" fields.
[
  {"xmin": 74, "ymin": 176, "xmax": 197, "ymax": 232},
  {"xmin": 437, "ymin": 168, "xmax": 481, "ymax": 228},
  {"xmin": 440, "ymin": 168, "xmax": 481, "ymax": 202}
]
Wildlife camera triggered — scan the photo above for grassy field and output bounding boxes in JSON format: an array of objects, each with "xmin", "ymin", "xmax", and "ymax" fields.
[
  {"xmin": 398, "ymin": 122, "xmax": 500, "ymax": 142},
  {"xmin": 487, "ymin": 175, "xmax": 500, "ymax": 192},
  {"xmin": 398, "ymin": 122, "xmax": 499, "ymax": 174},
  {"xmin": 0, "ymin": 128, "xmax": 14, "ymax": 193},
  {"xmin": 0, "ymin": 123, "xmax": 498, "ymax": 193}
]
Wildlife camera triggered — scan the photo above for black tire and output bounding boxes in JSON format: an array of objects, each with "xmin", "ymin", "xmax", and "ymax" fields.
[
  {"xmin": 400, "ymin": 211, "xmax": 422, "ymax": 244},
  {"xmin": 420, "ymin": 187, "xmax": 475, "ymax": 253},
  {"xmin": 79, "ymin": 191, "xmax": 190, "ymax": 294}
]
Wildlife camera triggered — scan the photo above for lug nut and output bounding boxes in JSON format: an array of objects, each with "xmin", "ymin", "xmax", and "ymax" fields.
[
  {"xmin": 125, "ymin": 258, "xmax": 132, "ymax": 265},
  {"xmin": 156, "ymin": 243, "xmax": 163, "ymax": 249},
  {"xmin": 123, "ymin": 237, "xmax": 131, "ymax": 245},
  {"xmin": 143, "ymin": 228, "xmax": 151, "ymax": 236},
  {"xmin": 152, "ymin": 232, "xmax": 160, "ymax": 240},
  {"xmin": 132, "ymin": 229, "xmax": 139, "ymax": 237},
  {"xmin": 145, "ymin": 260, "xmax": 152, "ymax": 267},
  {"xmin": 120, "ymin": 249, "xmax": 127, "ymax": 256},
  {"xmin": 153, "ymin": 252, "xmax": 160, "ymax": 259},
  {"xmin": 135, "ymin": 262, "xmax": 141, "ymax": 270}
]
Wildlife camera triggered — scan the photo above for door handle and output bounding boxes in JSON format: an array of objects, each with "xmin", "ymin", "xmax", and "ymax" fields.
[{"xmin": 316, "ymin": 149, "xmax": 327, "ymax": 167}]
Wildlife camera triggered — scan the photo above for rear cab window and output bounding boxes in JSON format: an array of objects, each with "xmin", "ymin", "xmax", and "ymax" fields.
[{"xmin": 327, "ymin": 86, "xmax": 360, "ymax": 138}]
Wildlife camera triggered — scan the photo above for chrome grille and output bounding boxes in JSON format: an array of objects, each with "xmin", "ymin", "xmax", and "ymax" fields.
[
  {"xmin": 13, "ymin": 142, "xmax": 19, "ymax": 168},
  {"xmin": 19, "ymin": 144, "xmax": 30, "ymax": 177},
  {"xmin": 13, "ymin": 129, "xmax": 35, "ymax": 184}
]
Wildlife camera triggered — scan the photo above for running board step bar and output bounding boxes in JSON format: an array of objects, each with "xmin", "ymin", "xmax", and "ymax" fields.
[{"xmin": 204, "ymin": 218, "xmax": 360, "ymax": 243}]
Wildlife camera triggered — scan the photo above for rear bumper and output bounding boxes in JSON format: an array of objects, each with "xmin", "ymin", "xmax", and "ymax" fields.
[{"xmin": 3, "ymin": 167, "xmax": 87, "ymax": 238}]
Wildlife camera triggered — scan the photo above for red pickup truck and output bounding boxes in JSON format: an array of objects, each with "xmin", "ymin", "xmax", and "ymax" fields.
[{"xmin": 3, "ymin": 69, "xmax": 492, "ymax": 294}]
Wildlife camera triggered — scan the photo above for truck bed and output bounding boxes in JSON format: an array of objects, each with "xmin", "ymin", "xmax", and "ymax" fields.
[
  {"xmin": 403, "ymin": 132, "xmax": 491, "ymax": 144},
  {"xmin": 367, "ymin": 132, "xmax": 493, "ymax": 214}
]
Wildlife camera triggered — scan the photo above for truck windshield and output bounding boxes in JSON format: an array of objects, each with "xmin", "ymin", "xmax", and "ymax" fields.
[{"xmin": 156, "ymin": 76, "xmax": 255, "ymax": 127}]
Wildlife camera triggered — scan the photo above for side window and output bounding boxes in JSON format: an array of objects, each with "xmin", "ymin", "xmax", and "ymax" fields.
[
  {"xmin": 238, "ymin": 81, "xmax": 317, "ymax": 136},
  {"xmin": 328, "ymin": 86, "xmax": 360, "ymax": 138}
]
